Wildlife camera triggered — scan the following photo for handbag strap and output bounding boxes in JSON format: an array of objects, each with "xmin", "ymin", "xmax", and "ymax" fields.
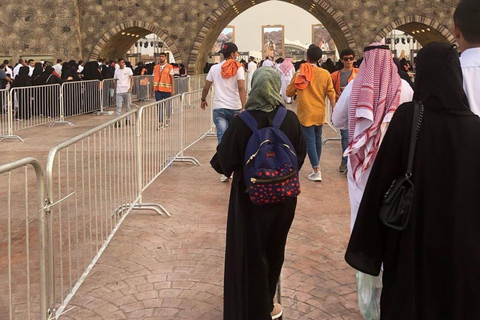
[{"xmin": 406, "ymin": 101, "xmax": 424, "ymax": 177}]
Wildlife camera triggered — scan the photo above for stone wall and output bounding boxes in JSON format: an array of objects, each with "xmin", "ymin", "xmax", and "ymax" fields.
[{"xmin": 0, "ymin": 0, "xmax": 458, "ymax": 73}]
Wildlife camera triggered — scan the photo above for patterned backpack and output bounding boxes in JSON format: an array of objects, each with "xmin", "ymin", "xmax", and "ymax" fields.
[{"xmin": 238, "ymin": 107, "xmax": 301, "ymax": 205}]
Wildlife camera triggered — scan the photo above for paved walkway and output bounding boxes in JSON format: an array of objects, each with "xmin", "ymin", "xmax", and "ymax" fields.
[{"xmin": 59, "ymin": 127, "xmax": 361, "ymax": 319}]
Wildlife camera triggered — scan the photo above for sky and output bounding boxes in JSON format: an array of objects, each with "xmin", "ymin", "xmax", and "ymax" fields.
[{"xmin": 228, "ymin": 1, "xmax": 323, "ymax": 53}]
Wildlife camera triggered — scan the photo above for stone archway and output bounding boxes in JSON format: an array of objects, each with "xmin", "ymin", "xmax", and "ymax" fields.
[
  {"xmin": 89, "ymin": 21, "xmax": 183, "ymax": 63},
  {"xmin": 375, "ymin": 15, "xmax": 456, "ymax": 46},
  {"xmin": 188, "ymin": 0, "xmax": 357, "ymax": 74}
]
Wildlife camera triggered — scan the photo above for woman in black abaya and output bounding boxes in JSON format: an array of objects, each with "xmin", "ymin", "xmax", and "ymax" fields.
[
  {"xmin": 12, "ymin": 66, "xmax": 32, "ymax": 120},
  {"xmin": 345, "ymin": 42, "xmax": 480, "ymax": 319},
  {"xmin": 211, "ymin": 67, "xmax": 306, "ymax": 320}
]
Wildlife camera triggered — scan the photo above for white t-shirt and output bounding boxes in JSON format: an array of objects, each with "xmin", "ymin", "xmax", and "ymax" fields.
[
  {"xmin": 114, "ymin": 67, "xmax": 133, "ymax": 93},
  {"xmin": 28, "ymin": 65, "xmax": 34, "ymax": 77},
  {"xmin": 159, "ymin": 64, "xmax": 174, "ymax": 75},
  {"xmin": 206, "ymin": 60, "xmax": 245, "ymax": 110},
  {"xmin": 460, "ymin": 47, "xmax": 480, "ymax": 116},
  {"xmin": 53, "ymin": 63, "xmax": 62, "ymax": 75},
  {"xmin": 77, "ymin": 65, "xmax": 84, "ymax": 73},
  {"xmin": 5, "ymin": 66, "xmax": 13, "ymax": 77}
]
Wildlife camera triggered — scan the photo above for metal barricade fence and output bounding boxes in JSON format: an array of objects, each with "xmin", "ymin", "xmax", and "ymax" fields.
[
  {"xmin": 0, "ymin": 89, "xmax": 10, "ymax": 138},
  {"xmin": 101, "ymin": 79, "xmax": 116, "ymax": 109},
  {"xmin": 45, "ymin": 111, "xmax": 146, "ymax": 317},
  {"xmin": 61, "ymin": 80, "xmax": 102, "ymax": 119},
  {"xmin": 188, "ymin": 74, "xmax": 207, "ymax": 92},
  {"xmin": 0, "ymin": 158, "xmax": 48, "ymax": 320},
  {"xmin": 181, "ymin": 89, "xmax": 214, "ymax": 152},
  {"xmin": 136, "ymin": 95, "xmax": 196, "ymax": 211},
  {"xmin": 322, "ymin": 99, "xmax": 341, "ymax": 145},
  {"xmin": 174, "ymin": 77, "xmax": 189, "ymax": 95},
  {"xmin": 132, "ymin": 75, "xmax": 153, "ymax": 102},
  {"xmin": 1, "ymin": 84, "xmax": 62, "ymax": 142}
]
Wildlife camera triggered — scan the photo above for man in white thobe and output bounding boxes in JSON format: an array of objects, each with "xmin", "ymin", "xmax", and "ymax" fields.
[
  {"xmin": 454, "ymin": 0, "xmax": 480, "ymax": 116},
  {"xmin": 246, "ymin": 56, "xmax": 257, "ymax": 93}
]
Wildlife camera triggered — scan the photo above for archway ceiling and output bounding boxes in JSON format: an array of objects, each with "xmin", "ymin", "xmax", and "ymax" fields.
[
  {"xmin": 397, "ymin": 23, "xmax": 450, "ymax": 46},
  {"xmin": 99, "ymin": 27, "xmax": 152, "ymax": 60}
]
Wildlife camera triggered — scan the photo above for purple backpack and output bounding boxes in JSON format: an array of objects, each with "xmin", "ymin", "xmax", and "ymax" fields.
[{"xmin": 238, "ymin": 107, "xmax": 300, "ymax": 205}]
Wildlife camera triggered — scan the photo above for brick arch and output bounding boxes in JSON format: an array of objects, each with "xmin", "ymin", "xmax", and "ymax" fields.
[
  {"xmin": 187, "ymin": 0, "xmax": 358, "ymax": 74},
  {"xmin": 374, "ymin": 15, "xmax": 456, "ymax": 46},
  {"xmin": 89, "ymin": 21, "xmax": 182, "ymax": 63}
]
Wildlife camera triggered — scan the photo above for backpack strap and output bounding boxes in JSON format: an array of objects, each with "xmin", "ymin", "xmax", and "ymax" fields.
[
  {"xmin": 238, "ymin": 111, "xmax": 259, "ymax": 132},
  {"xmin": 272, "ymin": 106, "xmax": 287, "ymax": 129}
]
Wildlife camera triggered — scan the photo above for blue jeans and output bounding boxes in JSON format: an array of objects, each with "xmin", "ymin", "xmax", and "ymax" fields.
[
  {"xmin": 302, "ymin": 125, "xmax": 323, "ymax": 169},
  {"xmin": 213, "ymin": 108, "xmax": 241, "ymax": 144},
  {"xmin": 340, "ymin": 129, "xmax": 349, "ymax": 164},
  {"xmin": 155, "ymin": 91, "xmax": 172, "ymax": 123}
]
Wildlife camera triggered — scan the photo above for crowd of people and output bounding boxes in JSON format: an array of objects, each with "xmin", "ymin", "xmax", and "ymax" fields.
[{"xmin": 201, "ymin": 0, "xmax": 480, "ymax": 319}]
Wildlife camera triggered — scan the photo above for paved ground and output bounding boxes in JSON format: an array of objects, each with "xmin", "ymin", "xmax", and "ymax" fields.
[{"xmin": 1, "ymin": 104, "xmax": 361, "ymax": 320}]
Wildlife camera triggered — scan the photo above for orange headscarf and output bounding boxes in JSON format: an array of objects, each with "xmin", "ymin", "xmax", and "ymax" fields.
[
  {"xmin": 221, "ymin": 60, "xmax": 243, "ymax": 79},
  {"xmin": 294, "ymin": 63, "xmax": 314, "ymax": 90}
]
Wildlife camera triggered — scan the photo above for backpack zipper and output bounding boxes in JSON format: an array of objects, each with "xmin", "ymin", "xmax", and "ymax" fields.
[
  {"xmin": 246, "ymin": 140, "xmax": 297, "ymax": 166},
  {"xmin": 250, "ymin": 170, "xmax": 297, "ymax": 184}
]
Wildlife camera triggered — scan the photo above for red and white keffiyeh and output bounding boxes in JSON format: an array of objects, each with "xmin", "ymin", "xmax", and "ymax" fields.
[
  {"xmin": 345, "ymin": 42, "xmax": 402, "ymax": 183},
  {"xmin": 279, "ymin": 58, "xmax": 294, "ymax": 75}
]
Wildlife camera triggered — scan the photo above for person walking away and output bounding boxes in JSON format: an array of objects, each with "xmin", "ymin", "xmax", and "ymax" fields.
[
  {"xmin": 200, "ymin": 42, "xmax": 247, "ymax": 182},
  {"xmin": 286, "ymin": 44, "xmax": 336, "ymax": 182},
  {"xmin": 0, "ymin": 64, "xmax": 13, "ymax": 115},
  {"xmin": 134, "ymin": 62, "xmax": 149, "ymax": 101},
  {"xmin": 454, "ymin": 0, "xmax": 480, "ymax": 116},
  {"xmin": 246, "ymin": 56, "xmax": 257, "ymax": 93},
  {"xmin": 211, "ymin": 67, "xmax": 306, "ymax": 320},
  {"xmin": 345, "ymin": 42, "xmax": 480, "ymax": 320},
  {"xmin": 331, "ymin": 48, "xmax": 359, "ymax": 173},
  {"xmin": 278, "ymin": 57, "xmax": 295, "ymax": 104},
  {"xmin": 12, "ymin": 66, "xmax": 32, "ymax": 120},
  {"xmin": 153, "ymin": 52, "xmax": 175, "ymax": 128},
  {"xmin": 332, "ymin": 43, "xmax": 413, "ymax": 231},
  {"xmin": 113, "ymin": 58, "xmax": 133, "ymax": 127}
]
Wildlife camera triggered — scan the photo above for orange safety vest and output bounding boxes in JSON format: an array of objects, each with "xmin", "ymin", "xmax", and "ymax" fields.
[
  {"xmin": 153, "ymin": 64, "xmax": 173, "ymax": 92},
  {"xmin": 331, "ymin": 68, "xmax": 359, "ymax": 100}
]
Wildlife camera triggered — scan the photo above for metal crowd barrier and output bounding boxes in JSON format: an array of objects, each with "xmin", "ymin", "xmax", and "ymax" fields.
[
  {"xmin": 101, "ymin": 78, "xmax": 116, "ymax": 109},
  {"xmin": 322, "ymin": 99, "xmax": 342, "ymax": 145},
  {"xmin": 181, "ymin": 89, "xmax": 214, "ymax": 151},
  {"xmin": 45, "ymin": 110, "xmax": 155, "ymax": 318},
  {"xmin": 0, "ymin": 89, "xmax": 10, "ymax": 139},
  {"xmin": 0, "ymin": 84, "xmax": 62, "ymax": 142},
  {"xmin": 188, "ymin": 74, "xmax": 207, "ymax": 92},
  {"xmin": 0, "ymin": 158, "xmax": 48, "ymax": 320},
  {"xmin": 60, "ymin": 80, "xmax": 102, "ymax": 119},
  {"xmin": 174, "ymin": 77, "xmax": 189, "ymax": 95},
  {"xmin": 132, "ymin": 75, "xmax": 153, "ymax": 102}
]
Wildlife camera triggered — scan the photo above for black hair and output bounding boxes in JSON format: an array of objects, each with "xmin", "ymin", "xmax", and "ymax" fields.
[
  {"xmin": 454, "ymin": 0, "xmax": 480, "ymax": 44},
  {"xmin": 306, "ymin": 44, "xmax": 323, "ymax": 63},
  {"xmin": 28, "ymin": 59, "xmax": 34, "ymax": 63},
  {"xmin": 56, "ymin": 59, "xmax": 62, "ymax": 63},
  {"xmin": 3, "ymin": 60, "xmax": 9, "ymax": 65},
  {"xmin": 158, "ymin": 52, "xmax": 167, "ymax": 57},
  {"xmin": 118, "ymin": 58, "xmax": 125, "ymax": 63},
  {"xmin": 340, "ymin": 48, "xmax": 355, "ymax": 59},
  {"xmin": 0, "ymin": 64, "xmax": 5, "ymax": 69}
]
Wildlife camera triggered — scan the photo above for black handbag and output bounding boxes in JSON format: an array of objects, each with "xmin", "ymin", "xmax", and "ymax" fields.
[{"xmin": 379, "ymin": 101, "xmax": 424, "ymax": 231}]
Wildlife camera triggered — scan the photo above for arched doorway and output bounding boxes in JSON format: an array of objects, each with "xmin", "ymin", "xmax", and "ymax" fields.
[
  {"xmin": 89, "ymin": 21, "xmax": 183, "ymax": 64},
  {"xmin": 375, "ymin": 15, "xmax": 456, "ymax": 47},
  {"xmin": 188, "ymin": 0, "xmax": 357, "ymax": 74}
]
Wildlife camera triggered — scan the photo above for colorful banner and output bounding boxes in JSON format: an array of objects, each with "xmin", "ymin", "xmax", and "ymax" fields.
[
  {"xmin": 262, "ymin": 25, "xmax": 285, "ymax": 60},
  {"xmin": 312, "ymin": 24, "xmax": 336, "ymax": 61}
]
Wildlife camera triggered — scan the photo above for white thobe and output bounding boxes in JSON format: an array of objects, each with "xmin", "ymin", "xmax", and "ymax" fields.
[
  {"xmin": 262, "ymin": 60, "xmax": 274, "ymax": 68},
  {"xmin": 278, "ymin": 68, "xmax": 295, "ymax": 103},
  {"xmin": 247, "ymin": 61, "xmax": 257, "ymax": 93},
  {"xmin": 332, "ymin": 79, "xmax": 414, "ymax": 230},
  {"xmin": 460, "ymin": 47, "xmax": 480, "ymax": 116}
]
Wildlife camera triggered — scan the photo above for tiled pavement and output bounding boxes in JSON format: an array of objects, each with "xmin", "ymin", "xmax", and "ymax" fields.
[{"xmin": 58, "ymin": 126, "xmax": 361, "ymax": 319}]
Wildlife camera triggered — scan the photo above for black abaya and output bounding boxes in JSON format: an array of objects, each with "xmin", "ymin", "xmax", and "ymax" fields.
[
  {"xmin": 211, "ymin": 108, "xmax": 306, "ymax": 320},
  {"xmin": 345, "ymin": 43, "xmax": 480, "ymax": 319}
]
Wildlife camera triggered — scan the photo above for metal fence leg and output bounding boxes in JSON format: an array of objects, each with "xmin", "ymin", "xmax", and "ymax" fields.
[{"xmin": 0, "ymin": 93, "xmax": 24, "ymax": 142}]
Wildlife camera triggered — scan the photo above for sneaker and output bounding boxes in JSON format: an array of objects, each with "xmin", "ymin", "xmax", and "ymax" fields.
[
  {"xmin": 220, "ymin": 174, "xmax": 229, "ymax": 182},
  {"xmin": 271, "ymin": 303, "xmax": 283, "ymax": 319},
  {"xmin": 308, "ymin": 171, "xmax": 322, "ymax": 182},
  {"xmin": 339, "ymin": 161, "xmax": 347, "ymax": 173}
]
